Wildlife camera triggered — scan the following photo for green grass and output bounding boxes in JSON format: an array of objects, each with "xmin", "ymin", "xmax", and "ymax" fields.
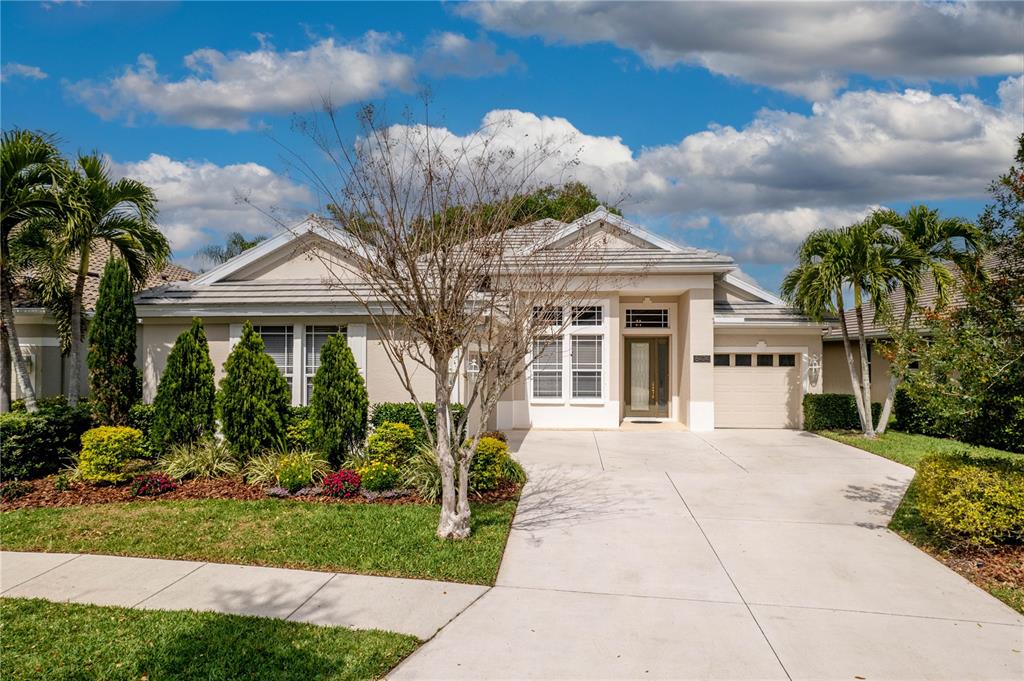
[
  {"xmin": 821, "ymin": 429, "xmax": 1024, "ymax": 614},
  {"xmin": 0, "ymin": 597, "xmax": 418, "ymax": 681},
  {"xmin": 0, "ymin": 499, "xmax": 517, "ymax": 585},
  {"xmin": 820, "ymin": 429, "xmax": 1014, "ymax": 469}
]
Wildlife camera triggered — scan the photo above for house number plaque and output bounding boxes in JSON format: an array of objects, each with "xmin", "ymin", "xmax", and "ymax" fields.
[{"xmin": 693, "ymin": 354, "xmax": 711, "ymax": 363}]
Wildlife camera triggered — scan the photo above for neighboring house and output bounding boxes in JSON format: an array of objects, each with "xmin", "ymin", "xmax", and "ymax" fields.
[
  {"xmin": 9, "ymin": 248, "xmax": 194, "ymax": 403},
  {"xmin": 132, "ymin": 208, "xmax": 825, "ymax": 431},
  {"xmin": 821, "ymin": 257, "xmax": 992, "ymax": 403}
]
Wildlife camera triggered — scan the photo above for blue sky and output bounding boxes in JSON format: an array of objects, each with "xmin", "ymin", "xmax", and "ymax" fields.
[{"xmin": 2, "ymin": 1, "xmax": 1022, "ymax": 291}]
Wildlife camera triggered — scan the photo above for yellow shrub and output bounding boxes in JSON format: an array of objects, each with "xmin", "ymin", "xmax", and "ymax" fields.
[
  {"xmin": 78, "ymin": 426, "xmax": 144, "ymax": 484},
  {"xmin": 916, "ymin": 452, "xmax": 1024, "ymax": 547}
]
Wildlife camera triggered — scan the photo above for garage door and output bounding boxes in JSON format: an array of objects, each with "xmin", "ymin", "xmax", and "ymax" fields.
[{"xmin": 713, "ymin": 352, "xmax": 802, "ymax": 428}]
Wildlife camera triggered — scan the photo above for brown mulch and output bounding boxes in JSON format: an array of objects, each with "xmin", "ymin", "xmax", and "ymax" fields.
[
  {"xmin": 937, "ymin": 544, "xmax": 1024, "ymax": 592},
  {"xmin": 0, "ymin": 475, "xmax": 521, "ymax": 511}
]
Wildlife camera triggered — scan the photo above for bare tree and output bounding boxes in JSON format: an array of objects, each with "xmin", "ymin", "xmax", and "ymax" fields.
[{"xmin": 289, "ymin": 104, "xmax": 621, "ymax": 538}]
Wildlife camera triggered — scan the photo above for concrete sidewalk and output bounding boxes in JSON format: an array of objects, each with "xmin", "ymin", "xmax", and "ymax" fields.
[{"xmin": 0, "ymin": 551, "xmax": 486, "ymax": 639}]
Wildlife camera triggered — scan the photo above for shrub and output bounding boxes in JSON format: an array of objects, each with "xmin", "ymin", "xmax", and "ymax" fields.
[
  {"xmin": 358, "ymin": 461, "xmax": 401, "ymax": 492},
  {"xmin": 480, "ymin": 430, "xmax": 508, "ymax": 443},
  {"xmin": 310, "ymin": 334, "xmax": 369, "ymax": 466},
  {"xmin": 0, "ymin": 480, "xmax": 32, "ymax": 501},
  {"xmin": 0, "ymin": 402, "xmax": 92, "ymax": 480},
  {"xmin": 803, "ymin": 393, "xmax": 881, "ymax": 431},
  {"xmin": 151, "ymin": 318, "xmax": 217, "ymax": 451},
  {"xmin": 322, "ymin": 469, "xmax": 361, "ymax": 498},
  {"xmin": 87, "ymin": 258, "xmax": 140, "ymax": 426},
  {"xmin": 366, "ymin": 422, "xmax": 418, "ymax": 467},
  {"xmin": 127, "ymin": 403, "xmax": 157, "ymax": 456},
  {"xmin": 159, "ymin": 438, "xmax": 239, "ymax": 480},
  {"xmin": 915, "ymin": 452, "xmax": 1024, "ymax": 547},
  {"xmin": 217, "ymin": 321, "xmax": 291, "ymax": 457},
  {"xmin": 286, "ymin": 406, "xmax": 315, "ymax": 451},
  {"xmin": 52, "ymin": 473, "xmax": 72, "ymax": 492},
  {"xmin": 78, "ymin": 426, "xmax": 144, "ymax": 484},
  {"xmin": 131, "ymin": 472, "xmax": 178, "ymax": 497},
  {"xmin": 243, "ymin": 450, "xmax": 330, "ymax": 488},
  {"xmin": 501, "ymin": 456, "xmax": 528, "ymax": 486},
  {"xmin": 403, "ymin": 444, "xmax": 443, "ymax": 502},
  {"xmin": 369, "ymin": 402, "xmax": 467, "ymax": 444},
  {"xmin": 469, "ymin": 437, "xmax": 509, "ymax": 493}
]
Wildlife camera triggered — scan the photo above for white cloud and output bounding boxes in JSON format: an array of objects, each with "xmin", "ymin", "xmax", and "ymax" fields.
[
  {"xmin": 372, "ymin": 77, "xmax": 1020, "ymax": 262},
  {"xmin": 461, "ymin": 1, "xmax": 1023, "ymax": 100},
  {"xmin": 421, "ymin": 32, "xmax": 519, "ymax": 78},
  {"xmin": 110, "ymin": 154, "xmax": 314, "ymax": 252},
  {"xmin": 68, "ymin": 32, "xmax": 519, "ymax": 131},
  {"xmin": 1, "ymin": 63, "xmax": 48, "ymax": 82},
  {"xmin": 69, "ymin": 34, "xmax": 417, "ymax": 131}
]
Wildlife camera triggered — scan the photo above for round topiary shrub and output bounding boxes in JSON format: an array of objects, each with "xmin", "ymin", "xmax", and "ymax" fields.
[
  {"xmin": 358, "ymin": 461, "xmax": 401, "ymax": 491},
  {"xmin": 366, "ymin": 422, "xmax": 417, "ymax": 467},
  {"xmin": 78, "ymin": 426, "xmax": 144, "ymax": 484},
  {"xmin": 322, "ymin": 469, "xmax": 361, "ymax": 498},
  {"xmin": 470, "ymin": 436, "xmax": 510, "ymax": 493}
]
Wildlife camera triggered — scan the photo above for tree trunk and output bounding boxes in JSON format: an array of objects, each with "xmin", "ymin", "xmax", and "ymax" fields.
[
  {"xmin": 0, "ymin": 273, "xmax": 38, "ymax": 412},
  {"xmin": 435, "ymin": 355, "xmax": 470, "ymax": 539},
  {"xmin": 1, "ymin": 321, "xmax": 10, "ymax": 413},
  {"xmin": 66, "ymin": 246, "xmax": 89, "ymax": 407},
  {"xmin": 852, "ymin": 285, "xmax": 876, "ymax": 437},
  {"xmin": 875, "ymin": 307, "xmax": 913, "ymax": 435},
  {"xmin": 837, "ymin": 295, "xmax": 868, "ymax": 431}
]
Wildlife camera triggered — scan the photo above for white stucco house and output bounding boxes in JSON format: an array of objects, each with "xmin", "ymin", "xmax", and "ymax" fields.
[{"xmin": 12, "ymin": 209, "xmax": 827, "ymax": 430}]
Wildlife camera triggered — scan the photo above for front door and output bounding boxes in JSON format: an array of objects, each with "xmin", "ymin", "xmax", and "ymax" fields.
[{"xmin": 624, "ymin": 337, "xmax": 669, "ymax": 418}]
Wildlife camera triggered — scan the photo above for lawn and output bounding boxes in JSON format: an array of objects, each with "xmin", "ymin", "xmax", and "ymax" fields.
[
  {"xmin": 821, "ymin": 429, "xmax": 1023, "ymax": 614},
  {"xmin": 0, "ymin": 597, "xmax": 418, "ymax": 681},
  {"xmin": 0, "ymin": 499, "xmax": 517, "ymax": 585}
]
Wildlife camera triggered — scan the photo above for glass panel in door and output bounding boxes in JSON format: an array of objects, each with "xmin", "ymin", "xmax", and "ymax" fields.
[
  {"xmin": 624, "ymin": 337, "xmax": 670, "ymax": 418},
  {"xmin": 630, "ymin": 341, "xmax": 650, "ymax": 411}
]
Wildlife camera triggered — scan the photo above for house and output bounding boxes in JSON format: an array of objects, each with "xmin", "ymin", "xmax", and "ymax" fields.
[
  {"xmin": 821, "ymin": 256, "xmax": 994, "ymax": 403},
  {"xmin": 129, "ymin": 208, "xmax": 825, "ymax": 431},
  {"xmin": 9, "ymin": 248, "xmax": 195, "ymax": 402}
]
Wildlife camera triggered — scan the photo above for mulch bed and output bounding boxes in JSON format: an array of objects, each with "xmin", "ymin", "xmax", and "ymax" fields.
[
  {"xmin": 0, "ymin": 475, "xmax": 521, "ymax": 511},
  {"xmin": 937, "ymin": 545, "xmax": 1024, "ymax": 594}
]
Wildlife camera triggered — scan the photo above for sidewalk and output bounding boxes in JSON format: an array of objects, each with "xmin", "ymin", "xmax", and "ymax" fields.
[{"xmin": 0, "ymin": 551, "xmax": 486, "ymax": 639}]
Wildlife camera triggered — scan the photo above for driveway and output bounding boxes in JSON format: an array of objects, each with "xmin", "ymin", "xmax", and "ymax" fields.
[{"xmin": 392, "ymin": 429, "xmax": 1023, "ymax": 681}]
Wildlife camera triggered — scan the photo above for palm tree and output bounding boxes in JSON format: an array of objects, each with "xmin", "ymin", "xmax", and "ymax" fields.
[
  {"xmin": 0, "ymin": 130, "xmax": 63, "ymax": 412},
  {"xmin": 197, "ymin": 231, "xmax": 267, "ymax": 269},
  {"xmin": 783, "ymin": 223, "xmax": 919, "ymax": 436},
  {"xmin": 58, "ymin": 153, "xmax": 169, "ymax": 405},
  {"xmin": 865, "ymin": 206, "xmax": 985, "ymax": 434}
]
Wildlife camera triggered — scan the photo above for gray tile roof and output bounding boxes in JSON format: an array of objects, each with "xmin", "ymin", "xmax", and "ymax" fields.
[{"xmin": 714, "ymin": 301, "xmax": 822, "ymax": 325}]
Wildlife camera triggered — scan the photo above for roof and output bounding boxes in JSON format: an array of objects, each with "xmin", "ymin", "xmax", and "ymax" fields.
[
  {"xmin": 714, "ymin": 301, "xmax": 823, "ymax": 327},
  {"xmin": 14, "ymin": 245, "xmax": 194, "ymax": 312},
  {"xmin": 823, "ymin": 254, "xmax": 998, "ymax": 340}
]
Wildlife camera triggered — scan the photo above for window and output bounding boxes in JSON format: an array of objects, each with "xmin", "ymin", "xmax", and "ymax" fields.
[
  {"xmin": 713, "ymin": 354, "xmax": 730, "ymax": 366},
  {"xmin": 304, "ymin": 325, "xmax": 346, "ymax": 403},
  {"xmin": 757, "ymin": 354, "xmax": 774, "ymax": 367},
  {"xmin": 572, "ymin": 305, "xmax": 603, "ymax": 326},
  {"xmin": 533, "ymin": 305, "xmax": 563, "ymax": 326},
  {"xmin": 626, "ymin": 308, "xmax": 669, "ymax": 328},
  {"xmin": 778, "ymin": 354, "xmax": 796, "ymax": 367},
  {"xmin": 572, "ymin": 335, "xmax": 602, "ymax": 398},
  {"xmin": 532, "ymin": 337, "xmax": 563, "ymax": 398},
  {"xmin": 734, "ymin": 353, "xmax": 752, "ymax": 367},
  {"xmin": 254, "ymin": 326, "xmax": 294, "ymax": 379}
]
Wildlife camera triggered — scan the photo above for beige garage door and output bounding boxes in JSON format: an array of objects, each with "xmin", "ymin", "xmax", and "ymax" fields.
[{"xmin": 713, "ymin": 353, "xmax": 802, "ymax": 428}]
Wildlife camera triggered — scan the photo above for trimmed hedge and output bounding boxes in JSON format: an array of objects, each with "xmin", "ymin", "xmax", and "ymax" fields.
[
  {"xmin": 803, "ymin": 393, "xmax": 881, "ymax": 431},
  {"xmin": 915, "ymin": 451, "xmax": 1024, "ymax": 547},
  {"xmin": 894, "ymin": 385, "xmax": 937, "ymax": 436},
  {"xmin": 0, "ymin": 402, "xmax": 93, "ymax": 480},
  {"xmin": 369, "ymin": 402, "xmax": 467, "ymax": 443}
]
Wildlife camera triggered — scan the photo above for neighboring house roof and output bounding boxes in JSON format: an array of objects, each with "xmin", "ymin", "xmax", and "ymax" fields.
[
  {"xmin": 14, "ymin": 245, "xmax": 194, "ymax": 312},
  {"xmin": 822, "ymin": 255, "xmax": 998, "ymax": 340}
]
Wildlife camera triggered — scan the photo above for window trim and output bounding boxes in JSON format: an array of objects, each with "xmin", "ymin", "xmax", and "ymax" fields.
[
  {"xmin": 571, "ymin": 334, "xmax": 603, "ymax": 400},
  {"xmin": 625, "ymin": 307, "xmax": 670, "ymax": 329},
  {"xmin": 531, "ymin": 335, "xmax": 564, "ymax": 400},
  {"xmin": 528, "ymin": 301, "xmax": 609, "ymax": 405}
]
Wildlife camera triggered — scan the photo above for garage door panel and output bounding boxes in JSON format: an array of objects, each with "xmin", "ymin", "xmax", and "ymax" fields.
[{"xmin": 714, "ymin": 363, "xmax": 802, "ymax": 428}]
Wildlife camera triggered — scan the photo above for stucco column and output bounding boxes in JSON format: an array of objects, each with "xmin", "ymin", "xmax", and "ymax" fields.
[{"xmin": 685, "ymin": 287, "xmax": 715, "ymax": 431}]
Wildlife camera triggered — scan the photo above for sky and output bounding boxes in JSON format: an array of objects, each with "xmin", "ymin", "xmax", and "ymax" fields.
[{"xmin": 2, "ymin": 1, "xmax": 1022, "ymax": 292}]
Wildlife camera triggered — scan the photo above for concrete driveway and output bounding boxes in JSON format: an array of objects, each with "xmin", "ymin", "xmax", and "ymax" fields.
[{"xmin": 392, "ymin": 429, "xmax": 1023, "ymax": 681}]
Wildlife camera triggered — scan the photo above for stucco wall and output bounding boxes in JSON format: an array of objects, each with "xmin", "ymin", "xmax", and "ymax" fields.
[{"xmin": 714, "ymin": 329, "xmax": 825, "ymax": 396}]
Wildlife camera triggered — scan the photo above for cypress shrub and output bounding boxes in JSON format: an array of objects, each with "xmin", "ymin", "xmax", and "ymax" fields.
[
  {"xmin": 87, "ymin": 258, "xmax": 139, "ymax": 425},
  {"xmin": 217, "ymin": 321, "xmax": 291, "ymax": 457},
  {"xmin": 310, "ymin": 334, "xmax": 368, "ymax": 465},
  {"xmin": 151, "ymin": 318, "xmax": 216, "ymax": 451},
  {"xmin": 803, "ymin": 393, "xmax": 881, "ymax": 431}
]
